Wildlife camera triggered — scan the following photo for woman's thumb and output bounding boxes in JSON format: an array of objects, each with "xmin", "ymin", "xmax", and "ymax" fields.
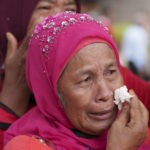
[
  {"xmin": 6, "ymin": 32, "xmax": 18, "ymax": 58},
  {"xmin": 116, "ymin": 103, "xmax": 130, "ymax": 126}
]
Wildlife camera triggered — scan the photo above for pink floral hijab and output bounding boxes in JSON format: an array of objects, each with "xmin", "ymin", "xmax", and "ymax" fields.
[{"xmin": 4, "ymin": 12, "xmax": 120, "ymax": 149}]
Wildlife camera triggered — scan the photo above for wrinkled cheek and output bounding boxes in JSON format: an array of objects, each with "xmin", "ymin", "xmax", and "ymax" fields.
[
  {"xmin": 70, "ymin": 91, "xmax": 93, "ymax": 107},
  {"xmin": 65, "ymin": 107, "xmax": 84, "ymax": 127},
  {"xmin": 112, "ymin": 76, "xmax": 124, "ymax": 91}
]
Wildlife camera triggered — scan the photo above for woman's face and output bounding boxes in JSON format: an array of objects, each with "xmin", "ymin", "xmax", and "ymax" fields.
[
  {"xmin": 27, "ymin": 0, "xmax": 77, "ymax": 31},
  {"xmin": 58, "ymin": 43, "xmax": 124, "ymax": 135}
]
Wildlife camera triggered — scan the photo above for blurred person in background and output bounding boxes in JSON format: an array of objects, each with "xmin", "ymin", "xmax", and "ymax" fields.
[
  {"xmin": 121, "ymin": 12, "xmax": 150, "ymax": 80},
  {"xmin": 81, "ymin": 0, "xmax": 100, "ymax": 18}
]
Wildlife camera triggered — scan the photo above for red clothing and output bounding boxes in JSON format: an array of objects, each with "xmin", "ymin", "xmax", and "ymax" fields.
[
  {"xmin": 0, "ymin": 103, "xmax": 18, "ymax": 150},
  {"xmin": 3, "ymin": 135, "xmax": 53, "ymax": 150},
  {"xmin": 3, "ymin": 134, "xmax": 150, "ymax": 150}
]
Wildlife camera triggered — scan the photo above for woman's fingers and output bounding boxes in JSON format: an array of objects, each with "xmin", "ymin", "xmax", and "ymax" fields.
[
  {"xmin": 6, "ymin": 32, "xmax": 18, "ymax": 59},
  {"xmin": 117, "ymin": 89, "xmax": 148, "ymax": 128},
  {"xmin": 128, "ymin": 90, "xmax": 142, "ymax": 126},
  {"xmin": 129, "ymin": 90, "xmax": 149, "ymax": 125},
  {"xmin": 115, "ymin": 103, "xmax": 130, "ymax": 126},
  {"xmin": 128, "ymin": 90, "xmax": 149, "ymax": 140}
]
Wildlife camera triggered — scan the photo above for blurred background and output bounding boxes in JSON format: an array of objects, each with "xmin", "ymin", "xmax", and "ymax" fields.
[{"xmin": 81, "ymin": 0, "xmax": 150, "ymax": 81}]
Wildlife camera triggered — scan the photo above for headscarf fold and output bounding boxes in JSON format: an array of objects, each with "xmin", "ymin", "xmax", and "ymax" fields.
[{"xmin": 4, "ymin": 12, "xmax": 120, "ymax": 150}]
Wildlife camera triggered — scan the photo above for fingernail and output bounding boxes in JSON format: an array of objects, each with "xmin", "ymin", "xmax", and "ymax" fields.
[
  {"xmin": 6, "ymin": 32, "xmax": 10, "ymax": 39},
  {"xmin": 129, "ymin": 89, "xmax": 135, "ymax": 96}
]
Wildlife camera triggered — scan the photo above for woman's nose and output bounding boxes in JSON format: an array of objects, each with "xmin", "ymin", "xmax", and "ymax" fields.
[{"xmin": 95, "ymin": 79, "xmax": 113, "ymax": 103}]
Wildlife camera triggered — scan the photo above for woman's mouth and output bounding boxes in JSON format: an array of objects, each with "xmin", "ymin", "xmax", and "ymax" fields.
[{"xmin": 88, "ymin": 109, "xmax": 114, "ymax": 120}]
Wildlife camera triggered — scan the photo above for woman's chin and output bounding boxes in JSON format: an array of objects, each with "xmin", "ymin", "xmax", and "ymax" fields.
[
  {"xmin": 81, "ymin": 118, "xmax": 115, "ymax": 136},
  {"xmin": 83, "ymin": 110, "xmax": 117, "ymax": 135}
]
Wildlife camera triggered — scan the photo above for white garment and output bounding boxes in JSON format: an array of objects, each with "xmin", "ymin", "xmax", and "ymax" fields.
[{"xmin": 121, "ymin": 25, "xmax": 149, "ymax": 71}]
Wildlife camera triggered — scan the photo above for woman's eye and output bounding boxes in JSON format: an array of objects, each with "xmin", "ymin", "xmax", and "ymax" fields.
[
  {"xmin": 109, "ymin": 70, "xmax": 117, "ymax": 74},
  {"xmin": 80, "ymin": 77, "xmax": 91, "ymax": 84},
  {"xmin": 105, "ymin": 70, "xmax": 117, "ymax": 79},
  {"xmin": 77, "ymin": 76, "xmax": 91, "ymax": 85},
  {"xmin": 84, "ymin": 77, "xmax": 91, "ymax": 82},
  {"xmin": 38, "ymin": 6, "xmax": 51, "ymax": 10}
]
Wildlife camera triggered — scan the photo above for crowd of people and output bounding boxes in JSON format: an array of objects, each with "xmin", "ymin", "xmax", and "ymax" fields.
[{"xmin": 0, "ymin": 0, "xmax": 150, "ymax": 150}]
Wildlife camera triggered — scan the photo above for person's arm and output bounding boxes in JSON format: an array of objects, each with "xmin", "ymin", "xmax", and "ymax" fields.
[{"xmin": 107, "ymin": 90, "xmax": 149, "ymax": 150}]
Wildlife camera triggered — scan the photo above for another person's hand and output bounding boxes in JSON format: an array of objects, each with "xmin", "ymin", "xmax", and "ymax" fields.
[
  {"xmin": 0, "ymin": 16, "xmax": 45, "ymax": 116},
  {"xmin": 106, "ymin": 90, "xmax": 149, "ymax": 150},
  {"xmin": 0, "ymin": 32, "xmax": 31, "ymax": 117}
]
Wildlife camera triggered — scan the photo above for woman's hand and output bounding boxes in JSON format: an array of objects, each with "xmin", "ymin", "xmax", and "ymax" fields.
[
  {"xmin": 0, "ymin": 16, "xmax": 45, "ymax": 116},
  {"xmin": 106, "ymin": 90, "xmax": 149, "ymax": 150},
  {"xmin": 0, "ymin": 32, "xmax": 31, "ymax": 116}
]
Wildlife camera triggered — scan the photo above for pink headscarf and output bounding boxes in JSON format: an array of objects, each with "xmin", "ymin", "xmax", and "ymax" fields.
[{"xmin": 4, "ymin": 12, "xmax": 120, "ymax": 149}]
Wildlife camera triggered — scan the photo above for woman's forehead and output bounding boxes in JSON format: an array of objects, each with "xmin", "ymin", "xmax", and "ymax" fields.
[
  {"xmin": 78, "ymin": 43, "xmax": 112, "ymax": 55},
  {"xmin": 65, "ymin": 43, "xmax": 116, "ymax": 70},
  {"xmin": 39, "ymin": 0, "xmax": 76, "ymax": 4}
]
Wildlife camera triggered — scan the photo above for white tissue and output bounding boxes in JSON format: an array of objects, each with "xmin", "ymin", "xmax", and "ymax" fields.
[{"xmin": 114, "ymin": 85, "xmax": 133, "ymax": 110}]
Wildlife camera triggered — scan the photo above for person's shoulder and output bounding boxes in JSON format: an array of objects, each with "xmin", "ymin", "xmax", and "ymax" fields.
[{"xmin": 3, "ymin": 135, "xmax": 53, "ymax": 150}]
